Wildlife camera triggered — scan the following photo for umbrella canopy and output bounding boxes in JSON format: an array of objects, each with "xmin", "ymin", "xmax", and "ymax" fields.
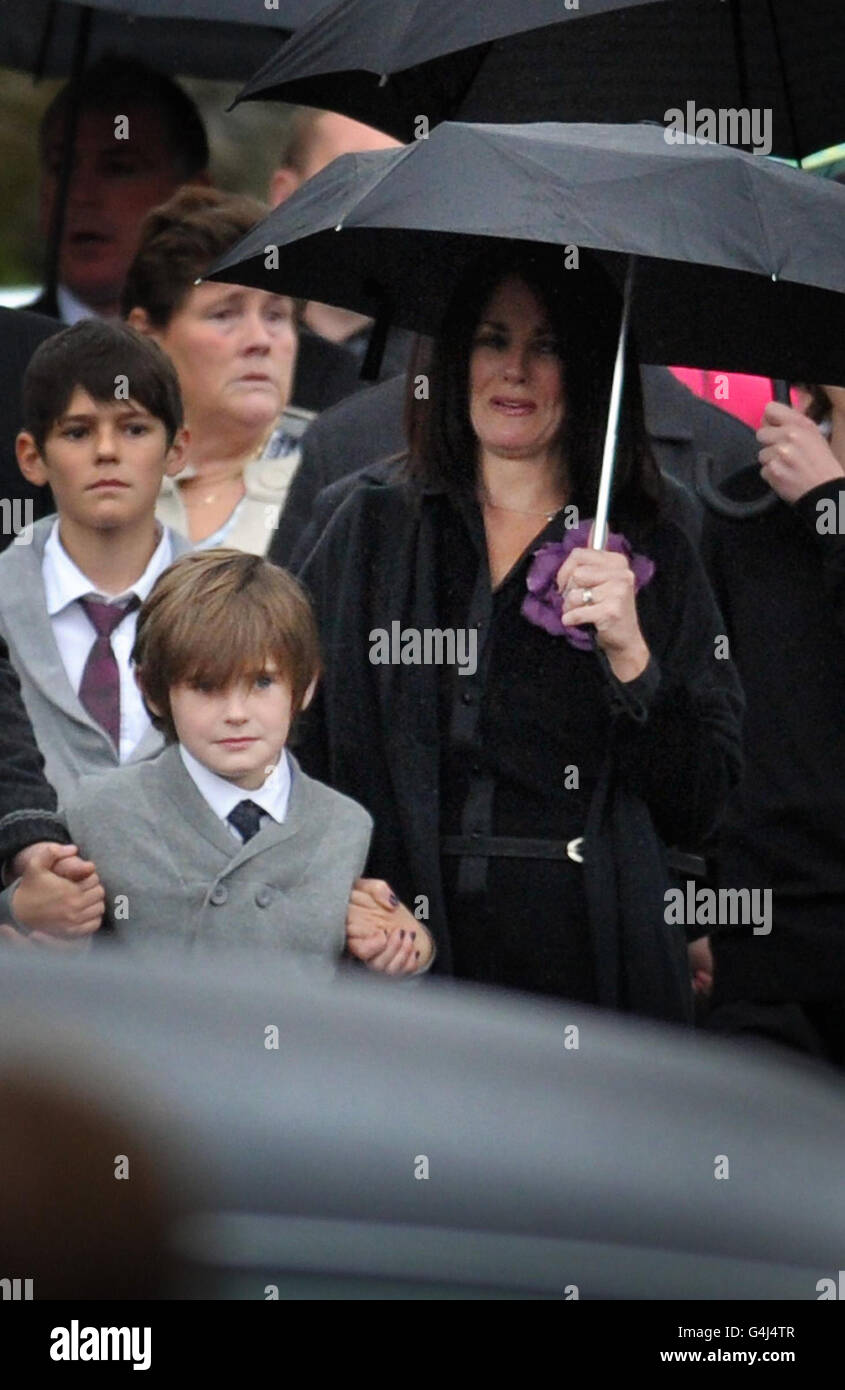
[
  {"xmin": 233, "ymin": 0, "xmax": 845, "ymax": 161},
  {"xmin": 0, "ymin": 0, "xmax": 324, "ymax": 81},
  {"xmin": 208, "ymin": 121, "xmax": 845, "ymax": 386}
]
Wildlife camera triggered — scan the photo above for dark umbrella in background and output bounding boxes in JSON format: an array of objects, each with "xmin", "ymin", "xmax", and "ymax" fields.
[
  {"xmin": 0, "ymin": 0, "xmax": 330, "ymax": 307},
  {"xmin": 233, "ymin": 0, "xmax": 845, "ymax": 161},
  {"xmin": 206, "ymin": 121, "xmax": 845, "ymax": 547},
  {"xmin": 233, "ymin": 0, "xmax": 845, "ymax": 516}
]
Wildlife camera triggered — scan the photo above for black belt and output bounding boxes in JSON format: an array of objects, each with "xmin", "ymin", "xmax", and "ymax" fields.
[{"xmin": 441, "ymin": 834, "xmax": 584, "ymax": 863}]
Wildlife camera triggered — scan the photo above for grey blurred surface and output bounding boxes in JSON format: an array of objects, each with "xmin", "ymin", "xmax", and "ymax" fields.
[{"xmin": 1, "ymin": 948, "xmax": 842, "ymax": 1299}]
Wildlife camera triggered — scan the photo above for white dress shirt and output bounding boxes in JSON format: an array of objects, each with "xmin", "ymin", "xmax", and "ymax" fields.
[
  {"xmin": 179, "ymin": 745, "xmax": 292, "ymax": 841},
  {"xmin": 42, "ymin": 520, "xmax": 173, "ymax": 760},
  {"xmin": 56, "ymin": 284, "xmax": 96, "ymax": 325}
]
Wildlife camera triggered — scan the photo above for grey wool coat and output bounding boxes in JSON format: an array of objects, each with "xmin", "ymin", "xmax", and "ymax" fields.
[
  {"xmin": 63, "ymin": 745, "xmax": 373, "ymax": 963},
  {"xmin": 0, "ymin": 516, "xmax": 191, "ymax": 809}
]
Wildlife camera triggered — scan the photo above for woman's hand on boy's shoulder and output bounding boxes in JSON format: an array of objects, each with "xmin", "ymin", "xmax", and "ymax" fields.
[
  {"xmin": 2, "ymin": 842, "xmax": 105, "ymax": 948},
  {"xmin": 345, "ymin": 878, "xmax": 434, "ymax": 976}
]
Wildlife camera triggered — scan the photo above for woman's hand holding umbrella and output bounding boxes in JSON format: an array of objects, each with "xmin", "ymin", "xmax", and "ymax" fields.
[
  {"xmin": 557, "ymin": 543, "xmax": 651, "ymax": 684},
  {"xmin": 757, "ymin": 402, "xmax": 845, "ymax": 505}
]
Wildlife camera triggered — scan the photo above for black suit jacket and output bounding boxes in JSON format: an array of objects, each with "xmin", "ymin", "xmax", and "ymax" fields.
[
  {"xmin": 270, "ymin": 366, "xmax": 756, "ymax": 568},
  {"xmin": 0, "ymin": 635, "xmax": 69, "ymax": 861},
  {"xmin": 0, "ymin": 307, "xmax": 61, "ymax": 553}
]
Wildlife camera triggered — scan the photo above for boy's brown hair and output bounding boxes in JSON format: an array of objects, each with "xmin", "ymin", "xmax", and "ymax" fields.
[{"xmin": 132, "ymin": 550, "xmax": 321, "ymax": 743}]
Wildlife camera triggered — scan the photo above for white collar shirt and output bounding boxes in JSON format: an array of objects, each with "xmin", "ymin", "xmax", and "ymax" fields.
[
  {"xmin": 56, "ymin": 284, "xmax": 97, "ymax": 325},
  {"xmin": 178, "ymin": 745, "xmax": 292, "ymax": 840},
  {"xmin": 42, "ymin": 520, "xmax": 173, "ymax": 761}
]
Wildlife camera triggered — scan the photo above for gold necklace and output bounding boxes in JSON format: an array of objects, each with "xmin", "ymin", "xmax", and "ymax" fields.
[
  {"xmin": 181, "ymin": 426, "xmax": 275, "ymax": 506},
  {"xmin": 480, "ymin": 492, "xmax": 564, "ymax": 523}
]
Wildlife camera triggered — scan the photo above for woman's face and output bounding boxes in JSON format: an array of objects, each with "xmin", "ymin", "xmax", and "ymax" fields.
[
  {"xmin": 468, "ymin": 275, "xmax": 565, "ymax": 466},
  {"xmin": 153, "ymin": 282, "xmax": 297, "ymax": 434}
]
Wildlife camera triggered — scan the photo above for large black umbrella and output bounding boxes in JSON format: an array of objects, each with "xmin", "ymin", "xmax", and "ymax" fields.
[
  {"xmin": 0, "ymin": 0, "xmax": 322, "ymax": 80},
  {"xmin": 208, "ymin": 121, "xmax": 845, "ymax": 543},
  {"xmin": 233, "ymin": 0, "xmax": 845, "ymax": 161},
  {"xmin": 209, "ymin": 121, "xmax": 845, "ymax": 384},
  {"xmin": 1, "ymin": 0, "xmax": 326, "ymax": 312}
]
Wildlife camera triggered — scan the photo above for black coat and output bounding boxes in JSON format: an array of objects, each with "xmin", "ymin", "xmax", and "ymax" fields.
[
  {"xmin": 0, "ymin": 307, "xmax": 61, "ymax": 554},
  {"xmin": 702, "ymin": 467, "xmax": 845, "ymax": 1001},
  {"xmin": 0, "ymin": 637, "xmax": 69, "ymax": 864},
  {"xmin": 295, "ymin": 481, "xmax": 744, "ymax": 1022}
]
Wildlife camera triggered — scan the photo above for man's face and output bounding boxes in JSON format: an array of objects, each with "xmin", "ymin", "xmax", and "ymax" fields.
[{"xmin": 39, "ymin": 105, "xmax": 188, "ymax": 311}]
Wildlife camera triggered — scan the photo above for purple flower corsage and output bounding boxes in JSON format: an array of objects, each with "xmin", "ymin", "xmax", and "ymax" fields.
[{"xmin": 522, "ymin": 518, "xmax": 656, "ymax": 650}]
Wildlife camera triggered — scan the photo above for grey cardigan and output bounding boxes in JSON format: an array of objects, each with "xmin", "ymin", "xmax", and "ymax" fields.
[
  {"xmin": 0, "ymin": 516, "xmax": 190, "ymax": 809},
  {"xmin": 62, "ymin": 745, "xmax": 373, "ymax": 962}
]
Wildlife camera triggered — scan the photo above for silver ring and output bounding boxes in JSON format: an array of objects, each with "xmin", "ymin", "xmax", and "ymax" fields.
[{"xmin": 582, "ymin": 588, "xmax": 594, "ymax": 606}]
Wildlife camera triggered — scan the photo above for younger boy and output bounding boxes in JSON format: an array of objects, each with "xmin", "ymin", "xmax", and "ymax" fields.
[
  {"xmin": 0, "ymin": 319, "xmax": 190, "ymax": 809},
  {"xmin": 64, "ymin": 549, "xmax": 433, "ymax": 972}
]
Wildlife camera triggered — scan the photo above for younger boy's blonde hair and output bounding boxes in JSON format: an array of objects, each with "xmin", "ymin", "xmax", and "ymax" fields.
[{"xmin": 132, "ymin": 550, "xmax": 321, "ymax": 742}]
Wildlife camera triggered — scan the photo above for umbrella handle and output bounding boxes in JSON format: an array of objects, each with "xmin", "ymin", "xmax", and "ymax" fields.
[{"xmin": 694, "ymin": 453, "xmax": 778, "ymax": 519}]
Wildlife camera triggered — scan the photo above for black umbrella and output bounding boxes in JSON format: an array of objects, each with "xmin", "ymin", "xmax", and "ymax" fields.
[
  {"xmin": 1, "ymin": 0, "xmax": 322, "ymax": 80},
  {"xmin": 233, "ymin": 0, "xmax": 845, "ymax": 162},
  {"xmin": 208, "ymin": 121, "xmax": 845, "ymax": 544},
  {"xmin": 2, "ymin": 0, "xmax": 326, "ymax": 305}
]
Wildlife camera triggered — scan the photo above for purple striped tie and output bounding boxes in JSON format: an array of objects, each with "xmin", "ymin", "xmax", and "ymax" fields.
[{"xmin": 78, "ymin": 596, "xmax": 139, "ymax": 750}]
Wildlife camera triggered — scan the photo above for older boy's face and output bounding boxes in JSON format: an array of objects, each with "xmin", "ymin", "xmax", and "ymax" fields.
[
  {"xmin": 167, "ymin": 666, "xmax": 297, "ymax": 791},
  {"xmin": 20, "ymin": 387, "xmax": 184, "ymax": 531}
]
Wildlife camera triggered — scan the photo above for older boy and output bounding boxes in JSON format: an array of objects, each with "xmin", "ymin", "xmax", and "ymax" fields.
[
  {"xmin": 64, "ymin": 550, "xmax": 433, "ymax": 972},
  {"xmin": 0, "ymin": 319, "xmax": 191, "ymax": 808}
]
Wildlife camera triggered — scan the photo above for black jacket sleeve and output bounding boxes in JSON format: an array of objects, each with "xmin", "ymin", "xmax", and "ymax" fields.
[
  {"xmin": 791, "ymin": 479, "xmax": 845, "ymax": 636},
  {"xmin": 0, "ymin": 638, "xmax": 70, "ymax": 862},
  {"xmin": 597, "ymin": 523, "xmax": 744, "ymax": 850}
]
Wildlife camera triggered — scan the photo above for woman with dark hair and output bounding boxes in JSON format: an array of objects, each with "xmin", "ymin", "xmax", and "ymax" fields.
[
  {"xmin": 296, "ymin": 247, "xmax": 744, "ymax": 1020},
  {"xmin": 702, "ymin": 381, "xmax": 845, "ymax": 1064}
]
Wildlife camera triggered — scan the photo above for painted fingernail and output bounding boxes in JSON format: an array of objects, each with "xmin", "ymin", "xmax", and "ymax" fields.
[{"xmin": 389, "ymin": 893, "xmax": 399, "ymax": 907}]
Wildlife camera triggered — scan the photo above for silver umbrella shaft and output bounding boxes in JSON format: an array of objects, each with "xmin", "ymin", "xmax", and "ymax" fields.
[{"xmin": 592, "ymin": 256, "xmax": 635, "ymax": 551}]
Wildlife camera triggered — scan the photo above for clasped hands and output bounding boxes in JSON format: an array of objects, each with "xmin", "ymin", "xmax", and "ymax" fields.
[
  {"xmin": 0, "ymin": 842, "xmax": 105, "ymax": 949},
  {"xmin": 346, "ymin": 878, "xmax": 435, "ymax": 976}
]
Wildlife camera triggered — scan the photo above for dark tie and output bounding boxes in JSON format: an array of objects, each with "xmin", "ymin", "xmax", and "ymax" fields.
[
  {"xmin": 77, "ymin": 596, "xmax": 140, "ymax": 749},
  {"xmin": 227, "ymin": 799, "xmax": 264, "ymax": 844}
]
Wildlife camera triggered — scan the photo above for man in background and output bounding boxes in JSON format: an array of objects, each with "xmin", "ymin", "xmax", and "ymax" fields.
[
  {"xmin": 269, "ymin": 109, "xmax": 413, "ymax": 388},
  {"xmin": 29, "ymin": 55, "xmax": 210, "ymax": 324}
]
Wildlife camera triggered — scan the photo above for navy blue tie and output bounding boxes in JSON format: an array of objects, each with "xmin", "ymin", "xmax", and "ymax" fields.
[{"xmin": 226, "ymin": 799, "xmax": 263, "ymax": 844}]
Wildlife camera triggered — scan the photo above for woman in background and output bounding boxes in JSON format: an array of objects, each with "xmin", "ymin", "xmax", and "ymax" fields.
[{"xmin": 124, "ymin": 186, "xmax": 308, "ymax": 554}]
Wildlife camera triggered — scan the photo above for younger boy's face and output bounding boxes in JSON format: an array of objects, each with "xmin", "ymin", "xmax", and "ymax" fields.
[
  {"xmin": 167, "ymin": 665, "xmax": 303, "ymax": 791},
  {"xmin": 16, "ymin": 387, "xmax": 185, "ymax": 530}
]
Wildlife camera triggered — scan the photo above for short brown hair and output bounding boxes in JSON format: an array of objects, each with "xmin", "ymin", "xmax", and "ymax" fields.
[
  {"xmin": 121, "ymin": 186, "xmax": 275, "ymax": 327},
  {"xmin": 133, "ymin": 550, "xmax": 321, "ymax": 742},
  {"xmin": 23, "ymin": 319, "xmax": 183, "ymax": 453}
]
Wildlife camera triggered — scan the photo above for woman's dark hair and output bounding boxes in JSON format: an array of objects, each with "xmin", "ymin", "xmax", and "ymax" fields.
[
  {"xmin": 405, "ymin": 246, "xmax": 663, "ymax": 533},
  {"xmin": 22, "ymin": 319, "xmax": 183, "ymax": 452}
]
